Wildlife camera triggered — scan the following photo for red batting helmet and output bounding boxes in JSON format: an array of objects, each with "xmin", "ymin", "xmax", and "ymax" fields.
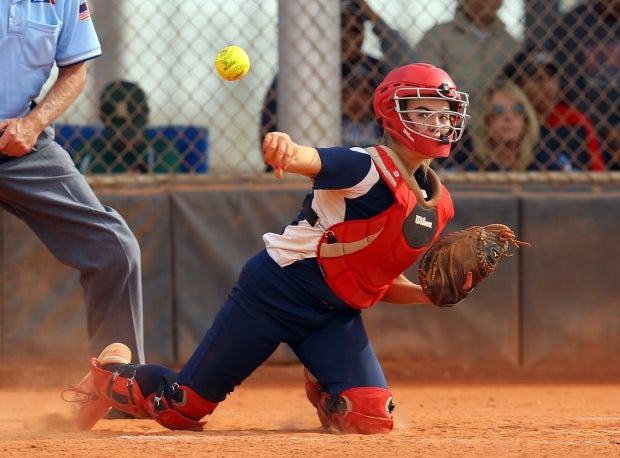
[{"xmin": 373, "ymin": 63, "xmax": 470, "ymax": 158}]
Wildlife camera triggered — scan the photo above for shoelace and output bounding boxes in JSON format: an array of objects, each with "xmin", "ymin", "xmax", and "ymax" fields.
[{"xmin": 60, "ymin": 385, "xmax": 99, "ymax": 404}]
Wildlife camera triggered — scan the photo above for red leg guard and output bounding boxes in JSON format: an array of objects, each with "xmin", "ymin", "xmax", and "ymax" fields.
[
  {"xmin": 90, "ymin": 361, "xmax": 218, "ymax": 431},
  {"xmin": 147, "ymin": 381, "xmax": 218, "ymax": 431},
  {"xmin": 90, "ymin": 358, "xmax": 151, "ymax": 419},
  {"xmin": 317, "ymin": 387, "xmax": 394, "ymax": 434}
]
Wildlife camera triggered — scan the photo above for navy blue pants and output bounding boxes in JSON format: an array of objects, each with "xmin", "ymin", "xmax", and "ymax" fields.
[{"xmin": 135, "ymin": 249, "xmax": 387, "ymax": 402}]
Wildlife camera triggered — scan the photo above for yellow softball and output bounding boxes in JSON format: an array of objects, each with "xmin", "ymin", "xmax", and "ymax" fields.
[{"xmin": 214, "ymin": 45, "xmax": 251, "ymax": 81}]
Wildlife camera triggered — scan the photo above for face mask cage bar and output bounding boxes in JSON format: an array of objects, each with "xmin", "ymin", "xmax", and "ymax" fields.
[{"xmin": 393, "ymin": 86, "xmax": 470, "ymax": 144}]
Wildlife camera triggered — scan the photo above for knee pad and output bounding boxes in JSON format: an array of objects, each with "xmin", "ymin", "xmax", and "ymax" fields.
[{"xmin": 317, "ymin": 387, "xmax": 394, "ymax": 434}]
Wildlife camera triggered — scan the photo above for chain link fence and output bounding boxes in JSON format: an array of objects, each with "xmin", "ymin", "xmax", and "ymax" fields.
[{"xmin": 46, "ymin": 0, "xmax": 620, "ymax": 183}]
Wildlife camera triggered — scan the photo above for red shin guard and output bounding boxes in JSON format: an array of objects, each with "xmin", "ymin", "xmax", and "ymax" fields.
[
  {"xmin": 90, "ymin": 361, "xmax": 218, "ymax": 431},
  {"xmin": 90, "ymin": 358, "xmax": 150, "ymax": 419},
  {"xmin": 147, "ymin": 381, "xmax": 218, "ymax": 431}
]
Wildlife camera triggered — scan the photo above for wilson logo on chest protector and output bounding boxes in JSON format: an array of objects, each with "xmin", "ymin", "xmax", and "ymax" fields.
[
  {"xmin": 402, "ymin": 207, "xmax": 437, "ymax": 248},
  {"xmin": 414, "ymin": 214, "xmax": 433, "ymax": 228}
]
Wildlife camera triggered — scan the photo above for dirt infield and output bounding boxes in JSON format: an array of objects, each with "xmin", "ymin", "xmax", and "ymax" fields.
[{"xmin": 1, "ymin": 363, "xmax": 619, "ymax": 457}]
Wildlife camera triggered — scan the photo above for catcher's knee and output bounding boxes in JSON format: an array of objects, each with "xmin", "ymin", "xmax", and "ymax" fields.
[
  {"xmin": 90, "ymin": 361, "xmax": 218, "ymax": 431},
  {"xmin": 316, "ymin": 387, "xmax": 395, "ymax": 434}
]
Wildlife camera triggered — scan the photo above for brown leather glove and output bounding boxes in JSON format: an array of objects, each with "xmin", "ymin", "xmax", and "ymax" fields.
[{"xmin": 418, "ymin": 224, "xmax": 530, "ymax": 307}]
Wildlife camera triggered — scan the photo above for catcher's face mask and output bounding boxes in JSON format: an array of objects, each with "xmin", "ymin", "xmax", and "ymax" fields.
[{"xmin": 394, "ymin": 90, "xmax": 467, "ymax": 148}]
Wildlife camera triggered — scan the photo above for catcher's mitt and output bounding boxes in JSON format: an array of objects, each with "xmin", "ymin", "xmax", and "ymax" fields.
[{"xmin": 418, "ymin": 224, "xmax": 529, "ymax": 307}]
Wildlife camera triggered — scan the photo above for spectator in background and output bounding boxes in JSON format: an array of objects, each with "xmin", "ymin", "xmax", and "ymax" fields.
[
  {"xmin": 341, "ymin": 70, "xmax": 382, "ymax": 147},
  {"xmin": 543, "ymin": 0, "xmax": 620, "ymax": 170},
  {"xmin": 604, "ymin": 134, "xmax": 620, "ymax": 170},
  {"xmin": 77, "ymin": 81, "xmax": 180, "ymax": 174},
  {"xmin": 501, "ymin": 47, "xmax": 604, "ymax": 171},
  {"xmin": 415, "ymin": 0, "xmax": 520, "ymax": 104},
  {"xmin": 260, "ymin": 0, "xmax": 415, "ymax": 170},
  {"xmin": 443, "ymin": 79, "xmax": 542, "ymax": 171}
]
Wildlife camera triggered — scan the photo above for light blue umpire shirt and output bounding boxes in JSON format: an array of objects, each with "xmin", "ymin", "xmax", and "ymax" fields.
[{"xmin": 0, "ymin": 0, "xmax": 101, "ymax": 120}]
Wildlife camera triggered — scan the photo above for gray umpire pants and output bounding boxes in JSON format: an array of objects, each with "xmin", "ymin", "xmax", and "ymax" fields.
[{"xmin": 0, "ymin": 125, "xmax": 145, "ymax": 363}]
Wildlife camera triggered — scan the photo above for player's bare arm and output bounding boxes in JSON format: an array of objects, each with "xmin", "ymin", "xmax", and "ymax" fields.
[
  {"xmin": 0, "ymin": 62, "xmax": 86, "ymax": 157},
  {"xmin": 382, "ymin": 272, "xmax": 474, "ymax": 305},
  {"xmin": 381, "ymin": 274, "xmax": 433, "ymax": 305},
  {"xmin": 262, "ymin": 131, "xmax": 322, "ymax": 178}
]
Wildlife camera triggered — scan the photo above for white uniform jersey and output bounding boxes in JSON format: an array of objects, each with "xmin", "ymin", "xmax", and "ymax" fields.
[{"xmin": 264, "ymin": 146, "xmax": 395, "ymax": 267}]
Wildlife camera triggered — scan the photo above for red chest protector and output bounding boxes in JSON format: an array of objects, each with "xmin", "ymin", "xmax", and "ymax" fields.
[{"xmin": 315, "ymin": 146, "xmax": 454, "ymax": 309}]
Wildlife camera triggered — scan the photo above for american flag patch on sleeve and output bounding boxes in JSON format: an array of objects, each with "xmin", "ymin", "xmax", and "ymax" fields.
[{"xmin": 79, "ymin": 1, "xmax": 91, "ymax": 21}]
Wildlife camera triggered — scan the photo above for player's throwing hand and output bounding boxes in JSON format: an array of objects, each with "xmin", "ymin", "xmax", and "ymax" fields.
[
  {"xmin": 262, "ymin": 132, "xmax": 321, "ymax": 179},
  {"xmin": 262, "ymin": 132, "xmax": 295, "ymax": 178}
]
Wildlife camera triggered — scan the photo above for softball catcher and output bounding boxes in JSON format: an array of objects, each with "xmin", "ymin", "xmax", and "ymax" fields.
[{"xmin": 63, "ymin": 63, "xmax": 525, "ymax": 434}]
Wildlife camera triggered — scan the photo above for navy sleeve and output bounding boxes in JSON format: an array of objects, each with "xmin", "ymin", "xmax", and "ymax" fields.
[{"xmin": 314, "ymin": 147, "xmax": 373, "ymax": 190}]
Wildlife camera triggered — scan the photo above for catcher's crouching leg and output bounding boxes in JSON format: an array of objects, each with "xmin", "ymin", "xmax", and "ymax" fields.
[
  {"xmin": 90, "ymin": 361, "xmax": 218, "ymax": 431},
  {"xmin": 304, "ymin": 368, "xmax": 394, "ymax": 434}
]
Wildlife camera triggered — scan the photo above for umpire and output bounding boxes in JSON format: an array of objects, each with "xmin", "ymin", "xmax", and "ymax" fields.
[{"xmin": 0, "ymin": 0, "xmax": 144, "ymax": 363}]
